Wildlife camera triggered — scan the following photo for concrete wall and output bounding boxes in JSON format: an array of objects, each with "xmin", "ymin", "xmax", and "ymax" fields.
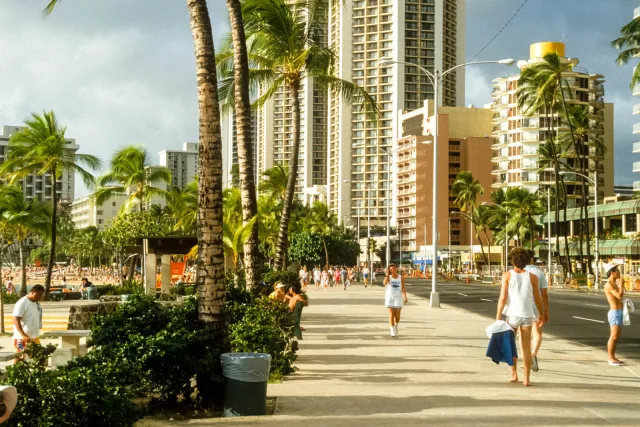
[{"xmin": 67, "ymin": 302, "xmax": 119, "ymax": 330}]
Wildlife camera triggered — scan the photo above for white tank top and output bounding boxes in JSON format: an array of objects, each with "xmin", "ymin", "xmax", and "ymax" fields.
[
  {"xmin": 386, "ymin": 275, "xmax": 402, "ymax": 295},
  {"xmin": 505, "ymin": 271, "xmax": 536, "ymax": 318}
]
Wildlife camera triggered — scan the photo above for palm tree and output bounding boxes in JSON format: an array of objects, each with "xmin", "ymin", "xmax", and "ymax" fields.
[
  {"xmin": 612, "ymin": 16, "xmax": 640, "ymax": 89},
  {"xmin": 474, "ymin": 206, "xmax": 493, "ymax": 273},
  {"xmin": 259, "ymin": 165, "xmax": 289, "ymax": 202},
  {"xmin": 44, "ymin": 1, "xmax": 227, "ymax": 338},
  {"xmin": 225, "ymin": 0, "xmax": 260, "ymax": 290},
  {"xmin": 451, "ymin": 171, "xmax": 484, "ymax": 213},
  {"xmin": 94, "ymin": 146, "xmax": 171, "ymax": 213},
  {"xmin": 0, "ymin": 186, "xmax": 51, "ymax": 295},
  {"xmin": 504, "ymin": 188, "xmax": 544, "ymax": 249},
  {"xmin": 185, "ymin": 0, "xmax": 227, "ymax": 329},
  {"xmin": 222, "ymin": 215, "xmax": 258, "ymax": 287},
  {"xmin": 217, "ymin": 0, "xmax": 379, "ymax": 270},
  {"xmin": 559, "ymin": 104, "xmax": 604, "ymax": 274},
  {"xmin": 166, "ymin": 182, "xmax": 198, "ymax": 235},
  {"xmin": 0, "ymin": 111, "xmax": 101, "ymax": 295},
  {"xmin": 257, "ymin": 195, "xmax": 281, "ymax": 265},
  {"xmin": 306, "ymin": 201, "xmax": 337, "ymax": 269},
  {"xmin": 537, "ymin": 139, "xmax": 572, "ymax": 275}
]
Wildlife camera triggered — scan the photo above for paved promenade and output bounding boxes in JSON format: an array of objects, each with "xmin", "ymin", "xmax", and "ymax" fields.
[{"xmin": 141, "ymin": 283, "xmax": 640, "ymax": 426}]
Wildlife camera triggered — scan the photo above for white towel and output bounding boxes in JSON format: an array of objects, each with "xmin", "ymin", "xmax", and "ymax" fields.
[
  {"xmin": 622, "ymin": 298, "xmax": 635, "ymax": 326},
  {"xmin": 486, "ymin": 320, "xmax": 513, "ymax": 338}
]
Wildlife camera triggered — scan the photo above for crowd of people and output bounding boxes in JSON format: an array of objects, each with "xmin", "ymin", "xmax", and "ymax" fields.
[{"xmin": 297, "ymin": 265, "xmax": 380, "ymax": 292}]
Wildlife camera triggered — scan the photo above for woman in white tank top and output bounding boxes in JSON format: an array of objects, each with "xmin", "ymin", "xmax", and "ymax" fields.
[
  {"xmin": 496, "ymin": 247, "xmax": 545, "ymax": 387},
  {"xmin": 384, "ymin": 264, "xmax": 407, "ymax": 338}
]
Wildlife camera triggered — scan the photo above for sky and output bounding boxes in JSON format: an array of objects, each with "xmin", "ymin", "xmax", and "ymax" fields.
[{"xmin": 0, "ymin": 0, "xmax": 637, "ymax": 198}]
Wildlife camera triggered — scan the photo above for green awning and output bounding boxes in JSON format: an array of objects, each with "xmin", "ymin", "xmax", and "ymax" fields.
[
  {"xmin": 554, "ymin": 239, "xmax": 640, "ymax": 256},
  {"xmin": 537, "ymin": 199, "xmax": 640, "ymax": 224}
]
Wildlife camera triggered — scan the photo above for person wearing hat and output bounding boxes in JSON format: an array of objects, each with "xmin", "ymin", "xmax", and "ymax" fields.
[
  {"xmin": 604, "ymin": 263, "xmax": 625, "ymax": 366},
  {"xmin": 269, "ymin": 282, "xmax": 287, "ymax": 302},
  {"xmin": 384, "ymin": 263, "xmax": 408, "ymax": 337}
]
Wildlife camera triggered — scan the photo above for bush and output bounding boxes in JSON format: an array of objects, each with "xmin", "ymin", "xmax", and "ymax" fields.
[
  {"xmin": 3, "ymin": 343, "xmax": 139, "ymax": 427},
  {"xmin": 261, "ymin": 270, "xmax": 299, "ymax": 294},
  {"xmin": 88, "ymin": 295, "xmax": 223, "ymax": 407},
  {"xmin": 227, "ymin": 289, "xmax": 297, "ymax": 376},
  {"xmin": 2, "ymin": 291, "xmax": 20, "ymax": 304},
  {"xmin": 96, "ymin": 279, "xmax": 144, "ymax": 297},
  {"xmin": 170, "ymin": 283, "xmax": 197, "ymax": 296}
]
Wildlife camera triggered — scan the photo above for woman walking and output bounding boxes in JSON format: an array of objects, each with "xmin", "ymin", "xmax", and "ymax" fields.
[
  {"xmin": 321, "ymin": 268, "xmax": 329, "ymax": 291},
  {"xmin": 496, "ymin": 247, "xmax": 545, "ymax": 386},
  {"xmin": 384, "ymin": 264, "xmax": 408, "ymax": 337}
]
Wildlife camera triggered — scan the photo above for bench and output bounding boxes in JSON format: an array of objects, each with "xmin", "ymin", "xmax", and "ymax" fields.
[{"xmin": 41, "ymin": 330, "xmax": 91, "ymax": 357}]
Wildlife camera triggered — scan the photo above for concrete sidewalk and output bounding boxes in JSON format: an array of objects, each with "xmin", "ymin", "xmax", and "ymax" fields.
[{"xmin": 142, "ymin": 283, "xmax": 640, "ymax": 426}]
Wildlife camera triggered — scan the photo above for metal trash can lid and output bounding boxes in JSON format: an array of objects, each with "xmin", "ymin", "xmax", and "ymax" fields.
[{"xmin": 221, "ymin": 352, "xmax": 272, "ymax": 382}]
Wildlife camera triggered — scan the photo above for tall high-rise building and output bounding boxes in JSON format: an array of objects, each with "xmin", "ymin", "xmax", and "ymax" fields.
[
  {"xmin": 221, "ymin": 111, "xmax": 259, "ymax": 189},
  {"xmin": 158, "ymin": 142, "xmax": 199, "ymax": 190},
  {"xmin": 252, "ymin": 1, "xmax": 328, "ymax": 204},
  {"xmin": 632, "ymin": 7, "xmax": 640, "ymax": 192},
  {"xmin": 0, "ymin": 125, "xmax": 77, "ymax": 204},
  {"xmin": 327, "ymin": 0, "xmax": 465, "ymax": 227},
  {"xmin": 490, "ymin": 42, "xmax": 614, "ymax": 206}
]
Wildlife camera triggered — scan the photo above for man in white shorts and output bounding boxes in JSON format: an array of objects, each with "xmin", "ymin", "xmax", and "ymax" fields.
[{"xmin": 525, "ymin": 250, "xmax": 549, "ymax": 372}]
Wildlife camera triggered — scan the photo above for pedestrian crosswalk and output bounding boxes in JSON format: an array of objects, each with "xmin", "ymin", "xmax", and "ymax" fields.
[{"xmin": 3, "ymin": 315, "xmax": 69, "ymax": 333}]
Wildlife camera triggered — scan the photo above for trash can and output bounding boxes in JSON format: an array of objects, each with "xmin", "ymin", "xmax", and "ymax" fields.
[
  {"xmin": 221, "ymin": 352, "xmax": 271, "ymax": 417},
  {"xmin": 87, "ymin": 286, "xmax": 98, "ymax": 300}
]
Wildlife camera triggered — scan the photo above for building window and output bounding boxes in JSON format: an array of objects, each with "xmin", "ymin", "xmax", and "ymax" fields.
[
  {"xmin": 97, "ymin": 210, "xmax": 103, "ymax": 215},
  {"xmin": 112, "ymin": 202, "xmax": 116, "ymax": 207}
]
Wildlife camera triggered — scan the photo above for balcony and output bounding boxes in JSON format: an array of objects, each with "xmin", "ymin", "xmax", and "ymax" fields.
[
  {"xmin": 634, "ymin": 104, "xmax": 640, "ymax": 115},
  {"xmin": 634, "ymin": 142, "xmax": 640, "ymax": 153},
  {"xmin": 634, "ymin": 181, "xmax": 640, "ymax": 191},
  {"xmin": 635, "ymin": 6, "xmax": 640, "ymax": 19},
  {"xmin": 634, "ymin": 162, "xmax": 640, "ymax": 173},
  {"xmin": 634, "ymin": 85, "xmax": 640, "ymax": 97},
  {"xmin": 634, "ymin": 123, "xmax": 640, "ymax": 135}
]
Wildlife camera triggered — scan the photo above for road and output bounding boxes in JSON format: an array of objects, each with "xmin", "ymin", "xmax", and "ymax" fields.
[{"xmin": 402, "ymin": 279, "xmax": 640, "ymax": 362}]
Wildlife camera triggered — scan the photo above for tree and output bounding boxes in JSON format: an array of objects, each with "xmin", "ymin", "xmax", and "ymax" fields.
[
  {"xmin": 0, "ymin": 186, "xmax": 51, "ymax": 295},
  {"xmin": 166, "ymin": 181, "xmax": 198, "ymax": 235},
  {"xmin": 222, "ymin": 215, "xmax": 258, "ymax": 288},
  {"xmin": 0, "ymin": 111, "xmax": 100, "ymax": 295},
  {"xmin": 504, "ymin": 188, "xmax": 544, "ymax": 249},
  {"xmin": 289, "ymin": 231, "xmax": 360, "ymax": 267},
  {"xmin": 94, "ymin": 146, "xmax": 171, "ymax": 213},
  {"xmin": 612, "ymin": 16, "xmax": 640, "ymax": 89},
  {"xmin": 218, "ymin": 0, "xmax": 378, "ymax": 271},
  {"xmin": 451, "ymin": 171, "xmax": 484, "ymax": 213},
  {"xmin": 186, "ymin": 0, "xmax": 226, "ymax": 335},
  {"xmin": 258, "ymin": 165, "xmax": 289, "ymax": 202},
  {"xmin": 225, "ymin": 0, "xmax": 260, "ymax": 291},
  {"xmin": 306, "ymin": 201, "xmax": 337, "ymax": 269}
]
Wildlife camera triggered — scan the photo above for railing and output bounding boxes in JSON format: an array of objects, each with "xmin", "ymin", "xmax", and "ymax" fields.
[
  {"xmin": 634, "ymin": 104, "xmax": 640, "ymax": 115},
  {"xmin": 633, "ymin": 162, "xmax": 640, "ymax": 172},
  {"xmin": 634, "ymin": 123, "xmax": 640, "ymax": 134},
  {"xmin": 633, "ymin": 181, "xmax": 640, "ymax": 191},
  {"xmin": 635, "ymin": 6, "xmax": 640, "ymax": 19},
  {"xmin": 633, "ymin": 142, "xmax": 640, "ymax": 153}
]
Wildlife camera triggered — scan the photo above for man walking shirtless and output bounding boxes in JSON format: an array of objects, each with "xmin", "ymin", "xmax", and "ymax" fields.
[{"xmin": 604, "ymin": 265, "xmax": 624, "ymax": 366}]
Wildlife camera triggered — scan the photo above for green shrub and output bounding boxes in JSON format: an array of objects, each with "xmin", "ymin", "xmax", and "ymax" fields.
[
  {"xmin": 170, "ymin": 283, "xmax": 197, "ymax": 296},
  {"xmin": 89, "ymin": 295, "xmax": 223, "ymax": 407},
  {"xmin": 2, "ymin": 291, "xmax": 20, "ymax": 304},
  {"xmin": 227, "ymin": 292, "xmax": 297, "ymax": 376},
  {"xmin": 3, "ymin": 343, "xmax": 139, "ymax": 427},
  {"xmin": 96, "ymin": 279, "xmax": 144, "ymax": 297}
]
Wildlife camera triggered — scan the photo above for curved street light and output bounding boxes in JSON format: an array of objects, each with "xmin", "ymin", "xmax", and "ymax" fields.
[{"xmin": 378, "ymin": 56, "xmax": 516, "ymax": 307}]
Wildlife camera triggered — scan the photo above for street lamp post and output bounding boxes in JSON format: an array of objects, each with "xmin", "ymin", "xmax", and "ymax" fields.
[
  {"xmin": 560, "ymin": 171, "xmax": 599, "ymax": 289},
  {"xmin": 379, "ymin": 56, "xmax": 515, "ymax": 308},
  {"xmin": 381, "ymin": 147, "xmax": 393, "ymax": 269}
]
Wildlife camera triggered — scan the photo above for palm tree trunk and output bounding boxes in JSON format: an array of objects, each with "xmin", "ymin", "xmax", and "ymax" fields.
[
  {"xmin": 323, "ymin": 237, "xmax": 329, "ymax": 270},
  {"xmin": 186, "ymin": 0, "xmax": 226, "ymax": 332},
  {"xmin": 274, "ymin": 77, "xmax": 302, "ymax": 271},
  {"xmin": 45, "ymin": 172, "xmax": 58, "ymax": 296},
  {"xmin": 560, "ymin": 176, "xmax": 572, "ymax": 276},
  {"xmin": 20, "ymin": 242, "xmax": 27, "ymax": 296},
  {"xmin": 483, "ymin": 230, "xmax": 492, "ymax": 276},
  {"xmin": 227, "ymin": 0, "xmax": 259, "ymax": 290}
]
